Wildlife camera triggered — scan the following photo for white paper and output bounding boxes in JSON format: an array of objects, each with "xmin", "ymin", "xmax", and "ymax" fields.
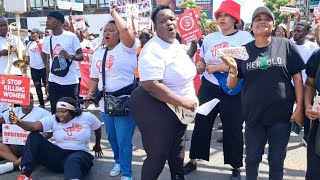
[
  {"xmin": 2, "ymin": 124, "xmax": 30, "ymax": 145},
  {"xmin": 312, "ymin": 95, "xmax": 320, "ymax": 113},
  {"xmin": 196, "ymin": 98, "xmax": 220, "ymax": 116}
]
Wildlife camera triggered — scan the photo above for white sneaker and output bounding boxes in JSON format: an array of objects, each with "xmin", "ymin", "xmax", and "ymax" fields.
[
  {"xmin": 121, "ymin": 176, "xmax": 132, "ymax": 180},
  {"xmin": 0, "ymin": 162, "xmax": 14, "ymax": 174},
  {"xmin": 109, "ymin": 163, "xmax": 121, "ymax": 176}
]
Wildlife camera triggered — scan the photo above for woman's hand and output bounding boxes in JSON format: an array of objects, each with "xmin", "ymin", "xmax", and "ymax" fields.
[
  {"xmin": 196, "ymin": 61, "xmax": 205, "ymax": 74},
  {"xmin": 220, "ymin": 55, "xmax": 237, "ymax": 70},
  {"xmin": 181, "ymin": 98, "xmax": 198, "ymax": 112},
  {"xmin": 305, "ymin": 104, "xmax": 320, "ymax": 120},
  {"xmin": 92, "ymin": 143, "xmax": 103, "ymax": 157},
  {"xmin": 205, "ymin": 64, "xmax": 219, "ymax": 74},
  {"xmin": 290, "ymin": 108, "xmax": 304, "ymax": 129},
  {"xmin": 9, "ymin": 111, "xmax": 20, "ymax": 124}
]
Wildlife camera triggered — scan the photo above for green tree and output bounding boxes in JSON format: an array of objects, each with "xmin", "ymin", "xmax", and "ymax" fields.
[
  {"xmin": 180, "ymin": 0, "xmax": 208, "ymax": 27},
  {"xmin": 264, "ymin": 0, "xmax": 293, "ymax": 25}
]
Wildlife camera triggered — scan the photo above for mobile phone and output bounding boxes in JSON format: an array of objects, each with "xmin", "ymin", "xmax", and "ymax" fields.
[{"xmin": 291, "ymin": 121, "xmax": 301, "ymax": 134}]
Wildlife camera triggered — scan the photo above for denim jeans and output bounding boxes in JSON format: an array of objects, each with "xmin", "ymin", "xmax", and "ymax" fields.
[
  {"xmin": 100, "ymin": 112, "xmax": 136, "ymax": 177},
  {"xmin": 245, "ymin": 122, "xmax": 291, "ymax": 180}
]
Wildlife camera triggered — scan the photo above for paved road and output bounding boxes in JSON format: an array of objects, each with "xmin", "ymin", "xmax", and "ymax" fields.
[{"xmin": 1, "ymin": 85, "xmax": 307, "ymax": 180}]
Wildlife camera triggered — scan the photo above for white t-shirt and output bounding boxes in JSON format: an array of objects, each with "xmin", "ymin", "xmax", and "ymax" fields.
[
  {"xmin": 40, "ymin": 112, "xmax": 101, "ymax": 152},
  {"xmin": 2, "ymin": 106, "xmax": 51, "ymax": 124},
  {"xmin": 90, "ymin": 42, "xmax": 137, "ymax": 112},
  {"xmin": 80, "ymin": 39, "xmax": 93, "ymax": 50},
  {"xmin": 26, "ymin": 40, "xmax": 45, "ymax": 69},
  {"xmin": 295, "ymin": 41, "xmax": 319, "ymax": 82},
  {"xmin": 42, "ymin": 31, "xmax": 81, "ymax": 85},
  {"xmin": 0, "ymin": 35, "xmax": 25, "ymax": 75},
  {"xmin": 138, "ymin": 35, "xmax": 196, "ymax": 99},
  {"xmin": 200, "ymin": 31, "xmax": 254, "ymax": 85}
]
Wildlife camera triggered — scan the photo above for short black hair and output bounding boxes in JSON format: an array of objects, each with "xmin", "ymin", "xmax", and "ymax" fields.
[
  {"xmin": 56, "ymin": 97, "xmax": 82, "ymax": 121},
  {"xmin": 151, "ymin": 5, "xmax": 172, "ymax": 26},
  {"xmin": 272, "ymin": 26, "xmax": 287, "ymax": 38},
  {"xmin": 139, "ymin": 32, "xmax": 151, "ymax": 40},
  {"xmin": 89, "ymin": 33, "xmax": 96, "ymax": 38},
  {"xmin": 296, "ymin": 22, "xmax": 310, "ymax": 32}
]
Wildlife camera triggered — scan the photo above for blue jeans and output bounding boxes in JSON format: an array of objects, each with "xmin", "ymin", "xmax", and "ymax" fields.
[
  {"xmin": 245, "ymin": 122, "xmax": 291, "ymax": 180},
  {"xmin": 100, "ymin": 112, "xmax": 136, "ymax": 177}
]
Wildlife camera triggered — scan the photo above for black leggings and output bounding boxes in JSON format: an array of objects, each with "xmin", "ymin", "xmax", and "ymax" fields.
[
  {"xmin": 189, "ymin": 77, "xmax": 244, "ymax": 168},
  {"xmin": 30, "ymin": 68, "xmax": 46, "ymax": 106},
  {"xmin": 306, "ymin": 120, "xmax": 320, "ymax": 180},
  {"xmin": 129, "ymin": 86, "xmax": 187, "ymax": 180},
  {"xmin": 20, "ymin": 132, "xmax": 94, "ymax": 180}
]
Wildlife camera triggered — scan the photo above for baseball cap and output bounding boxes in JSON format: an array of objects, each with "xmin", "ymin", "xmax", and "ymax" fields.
[
  {"xmin": 28, "ymin": 28, "xmax": 42, "ymax": 36},
  {"xmin": 252, "ymin": 6, "xmax": 274, "ymax": 23},
  {"xmin": 47, "ymin": 11, "xmax": 65, "ymax": 23}
]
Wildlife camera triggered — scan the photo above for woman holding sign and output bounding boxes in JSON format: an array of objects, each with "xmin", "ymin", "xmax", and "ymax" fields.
[
  {"xmin": 222, "ymin": 6, "xmax": 305, "ymax": 179},
  {"xmin": 183, "ymin": 1, "xmax": 253, "ymax": 179},
  {"xmin": 129, "ymin": 5, "xmax": 197, "ymax": 180}
]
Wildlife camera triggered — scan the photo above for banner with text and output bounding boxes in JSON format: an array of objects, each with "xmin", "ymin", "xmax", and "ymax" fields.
[
  {"xmin": 0, "ymin": 75, "xmax": 30, "ymax": 106},
  {"xmin": 2, "ymin": 124, "xmax": 29, "ymax": 145},
  {"xmin": 177, "ymin": 11, "xmax": 202, "ymax": 44},
  {"xmin": 79, "ymin": 49, "xmax": 94, "ymax": 97},
  {"xmin": 57, "ymin": 0, "xmax": 83, "ymax": 11},
  {"xmin": 280, "ymin": 6, "xmax": 299, "ymax": 13}
]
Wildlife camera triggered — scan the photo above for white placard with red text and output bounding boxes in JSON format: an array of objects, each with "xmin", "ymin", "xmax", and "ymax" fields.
[
  {"xmin": 126, "ymin": 4, "xmax": 139, "ymax": 18},
  {"xmin": 0, "ymin": 75, "xmax": 30, "ymax": 106},
  {"xmin": 177, "ymin": 10, "xmax": 202, "ymax": 44},
  {"xmin": 73, "ymin": 20, "xmax": 86, "ymax": 30},
  {"xmin": 2, "ymin": 124, "xmax": 29, "ymax": 145},
  {"xmin": 313, "ymin": 95, "xmax": 320, "ymax": 113},
  {"xmin": 280, "ymin": 6, "xmax": 299, "ymax": 13}
]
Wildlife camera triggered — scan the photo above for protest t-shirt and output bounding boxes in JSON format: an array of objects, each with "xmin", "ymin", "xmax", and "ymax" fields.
[
  {"xmin": 306, "ymin": 49, "xmax": 320, "ymax": 79},
  {"xmin": 40, "ymin": 112, "xmax": 101, "ymax": 152},
  {"xmin": 42, "ymin": 31, "xmax": 81, "ymax": 85},
  {"xmin": 138, "ymin": 35, "xmax": 196, "ymax": 99},
  {"xmin": 237, "ymin": 37, "xmax": 305, "ymax": 127},
  {"xmin": 295, "ymin": 41, "xmax": 319, "ymax": 82},
  {"xmin": 3, "ymin": 106, "xmax": 51, "ymax": 124},
  {"xmin": 200, "ymin": 31, "xmax": 254, "ymax": 85},
  {"xmin": 26, "ymin": 40, "xmax": 45, "ymax": 70},
  {"xmin": 90, "ymin": 42, "xmax": 137, "ymax": 112}
]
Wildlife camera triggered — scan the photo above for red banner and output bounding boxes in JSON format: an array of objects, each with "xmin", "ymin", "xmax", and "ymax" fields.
[
  {"xmin": 185, "ymin": 8, "xmax": 201, "ymax": 20},
  {"xmin": 79, "ymin": 49, "xmax": 94, "ymax": 97},
  {"xmin": 177, "ymin": 10, "xmax": 202, "ymax": 44},
  {"xmin": 0, "ymin": 75, "xmax": 30, "ymax": 106},
  {"xmin": 192, "ymin": 50, "xmax": 201, "ymax": 95}
]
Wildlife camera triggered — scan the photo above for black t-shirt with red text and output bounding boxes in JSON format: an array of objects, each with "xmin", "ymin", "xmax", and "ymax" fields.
[{"xmin": 237, "ymin": 37, "xmax": 305, "ymax": 127}]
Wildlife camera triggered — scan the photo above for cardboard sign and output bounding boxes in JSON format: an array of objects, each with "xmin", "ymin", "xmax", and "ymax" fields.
[
  {"xmin": 2, "ymin": 124, "xmax": 29, "ymax": 145},
  {"xmin": 74, "ymin": 20, "xmax": 85, "ymax": 30},
  {"xmin": 315, "ymin": 7, "xmax": 320, "ymax": 16},
  {"xmin": 137, "ymin": 17, "xmax": 152, "ymax": 30},
  {"xmin": 0, "ymin": 75, "xmax": 30, "ymax": 106},
  {"xmin": 57, "ymin": 0, "xmax": 83, "ymax": 12},
  {"xmin": 79, "ymin": 49, "xmax": 94, "ymax": 97},
  {"xmin": 177, "ymin": 11, "xmax": 202, "ymax": 44},
  {"xmin": 280, "ymin": 6, "xmax": 299, "ymax": 13},
  {"xmin": 126, "ymin": 4, "xmax": 139, "ymax": 18}
]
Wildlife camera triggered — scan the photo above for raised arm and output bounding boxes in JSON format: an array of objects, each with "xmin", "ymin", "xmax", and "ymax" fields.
[
  {"xmin": 221, "ymin": 56, "xmax": 240, "ymax": 89},
  {"xmin": 10, "ymin": 111, "xmax": 44, "ymax": 132},
  {"xmin": 110, "ymin": 5, "xmax": 135, "ymax": 48}
]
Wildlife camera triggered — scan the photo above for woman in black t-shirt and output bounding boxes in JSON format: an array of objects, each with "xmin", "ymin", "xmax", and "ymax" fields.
[
  {"xmin": 222, "ymin": 6, "xmax": 305, "ymax": 179},
  {"xmin": 305, "ymin": 49, "xmax": 320, "ymax": 179}
]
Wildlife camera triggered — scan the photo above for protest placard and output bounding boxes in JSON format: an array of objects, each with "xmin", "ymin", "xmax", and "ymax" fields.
[
  {"xmin": 315, "ymin": 7, "xmax": 320, "ymax": 16},
  {"xmin": 280, "ymin": 6, "xmax": 299, "ymax": 13},
  {"xmin": 0, "ymin": 75, "xmax": 30, "ymax": 106},
  {"xmin": 79, "ymin": 49, "xmax": 94, "ymax": 97},
  {"xmin": 137, "ymin": 17, "xmax": 152, "ymax": 30},
  {"xmin": 185, "ymin": 8, "xmax": 201, "ymax": 20},
  {"xmin": 177, "ymin": 10, "xmax": 202, "ymax": 44},
  {"xmin": 126, "ymin": 4, "xmax": 139, "ymax": 18},
  {"xmin": 73, "ymin": 20, "xmax": 85, "ymax": 30},
  {"xmin": 2, "ymin": 124, "xmax": 29, "ymax": 145},
  {"xmin": 57, "ymin": 0, "xmax": 83, "ymax": 11}
]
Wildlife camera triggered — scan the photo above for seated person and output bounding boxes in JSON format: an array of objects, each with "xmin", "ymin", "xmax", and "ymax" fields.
[
  {"xmin": 10, "ymin": 97, "xmax": 102, "ymax": 180},
  {"xmin": 0, "ymin": 93, "xmax": 52, "ymax": 174}
]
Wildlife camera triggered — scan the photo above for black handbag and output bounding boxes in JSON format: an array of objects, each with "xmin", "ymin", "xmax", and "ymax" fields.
[
  {"xmin": 101, "ymin": 47, "xmax": 131, "ymax": 116},
  {"xmin": 49, "ymin": 35, "xmax": 72, "ymax": 77}
]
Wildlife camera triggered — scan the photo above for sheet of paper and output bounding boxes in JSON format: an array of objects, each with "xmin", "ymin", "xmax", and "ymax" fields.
[
  {"xmin": 196, "ymin": 98, "xmax": 220, "ymax": 116},
  {"xmin": 312, "ymin": 95, "xmax": 320, "ymax": 113}
]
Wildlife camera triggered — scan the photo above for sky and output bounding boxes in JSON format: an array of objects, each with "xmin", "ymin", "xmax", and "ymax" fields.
[{"xmin": 212, "ymin": 0, "xmax": 265, "ymax": 23}]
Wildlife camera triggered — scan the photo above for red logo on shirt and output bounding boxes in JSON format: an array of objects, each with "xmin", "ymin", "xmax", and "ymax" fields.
[
  {"xmin": 106, "ymin": 55, "xmax": 115, "ymax": 69},
  {"xmin": 210, "ymin": 42, "xmax": 228, "ymax": 57},
  {"xmin": 52, "ymin": 44, "xmax": 64, "ymax": 57},
  {"xmin": 63, "ymin": 123, "xmax": 83, "ymax": 136}
]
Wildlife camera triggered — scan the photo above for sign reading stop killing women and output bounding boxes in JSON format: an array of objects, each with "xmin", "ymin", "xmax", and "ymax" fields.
[
  {"xmin": 177, "ymin": 10, "xmax": 202, "ymax": 44},
  {"xmin": 0, "ymin": 75, "xmax": 30, "ymax": 106}
]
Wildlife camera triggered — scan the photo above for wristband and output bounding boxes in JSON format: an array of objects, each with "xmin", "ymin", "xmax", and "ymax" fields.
[{"xmin": 229, "ymin": 68, "xmax": 238, "ymax": 78}]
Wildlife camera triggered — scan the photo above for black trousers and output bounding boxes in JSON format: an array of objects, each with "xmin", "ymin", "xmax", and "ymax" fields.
[
  {"xmin": 189, "ymin": 78, "xmax": 244, "ymax": 168},
  {"xmin": 306, "ymin": 120, "xmax": 320, "ymax": 180},
  {"xmin": 20, "ymin": 132, "xmax": 94, "ymax": 180},
  {"xmin": 129, "ymin": 86, "xmax": 187, "ymax": 180},
  {"xmin": 30, "ymin": 68, "xmax": 46, "ymax": 106},
  {"xmin": 48, "ymin": 82, "xmax": 78, "ymax": 114}
]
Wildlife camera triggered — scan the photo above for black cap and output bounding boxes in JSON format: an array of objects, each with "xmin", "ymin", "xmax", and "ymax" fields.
[
  {"xmin": 47, "ymin": 11, "xmax": 65, "ymax": 24},
  {"xmin": 28, "ymin": 28, "xmax": 42, "ymax": 36}
]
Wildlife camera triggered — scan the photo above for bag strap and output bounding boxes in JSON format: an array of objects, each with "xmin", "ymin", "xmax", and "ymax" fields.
[
  {"xmin": 49, "ymin": 35, "xmax": 53, "ymax": 60},
  {"xmin": 102, "ymin": 47, "xmax": 109, "ymax": 94},
  {"xmin": 20, "ymin": 109, "xmax": 32, "ymax": 120}
]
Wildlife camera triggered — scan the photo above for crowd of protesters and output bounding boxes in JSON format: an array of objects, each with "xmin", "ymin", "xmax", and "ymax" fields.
[{"xmin": 0, "ymin": 0, "xmax": 320, "ymax": 180}]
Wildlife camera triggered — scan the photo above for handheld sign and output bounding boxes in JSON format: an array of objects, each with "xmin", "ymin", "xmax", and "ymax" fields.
[
  {"xmin": 79, "ymin": 49, "xmax": 94, "ymax": 97},
  {"xmin": 126, "ymin": 4, "xmax": 139, "ymax": 18},
  {"xmin": 177, "ymin": 10, "xmax": 202, "ymax": 44},
  {"xmin": 2, "ymin": 124, "xmax": 29, "ymax": 145},
  {"xmin": 280, "ymin": 6, "xmax": 299, "ymax": 13},
  {"xmin": 185, "ymin": 8, "xmax": 201, "ymax": 20},
  {"xmin": 0, "ymin": 75, "xmax": 30, "ymax": 106},
  {"xmin": 57, "ymin": 0, "xmax": 83, "ymax": 12}
]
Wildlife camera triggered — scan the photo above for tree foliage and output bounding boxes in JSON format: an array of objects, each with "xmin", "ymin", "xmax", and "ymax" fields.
[{"xmin": 264, "ymin": 0, "xmax": 293, "ymax": 25}]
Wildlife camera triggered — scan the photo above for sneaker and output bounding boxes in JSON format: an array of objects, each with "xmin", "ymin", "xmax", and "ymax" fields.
[
  {"xmin": 229, "ymin": 169, "xmax": 241, "ymax": 180},
  {"xmin": 183, "ymin": 161, "xmax": 197, "ymax": 175},
  {"xmin": 0, "ymin": 162, "xmax": 14, "ymax": 174},
  {"xmin": 218, "ymin": 125, "xmax": 223, "ymax": 130},
  {"xmin": 121, "ymin": 176, "xmax": 132, "ymax": 180},
  {"xmin": 109, "ymin": 163, "xmax": 121, "ymax": 176},
  {"xmin": 302, "ymin": 136, "xmax": 308, "ymax": 147},
  {"xmin": 16, "ymin": 174, "xmax": 32, "ymax": 180}
]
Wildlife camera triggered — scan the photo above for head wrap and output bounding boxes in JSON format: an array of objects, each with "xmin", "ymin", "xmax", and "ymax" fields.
[{"xmin": 56, "ymin": 101, "xmax": 76, "ymax": 111}]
